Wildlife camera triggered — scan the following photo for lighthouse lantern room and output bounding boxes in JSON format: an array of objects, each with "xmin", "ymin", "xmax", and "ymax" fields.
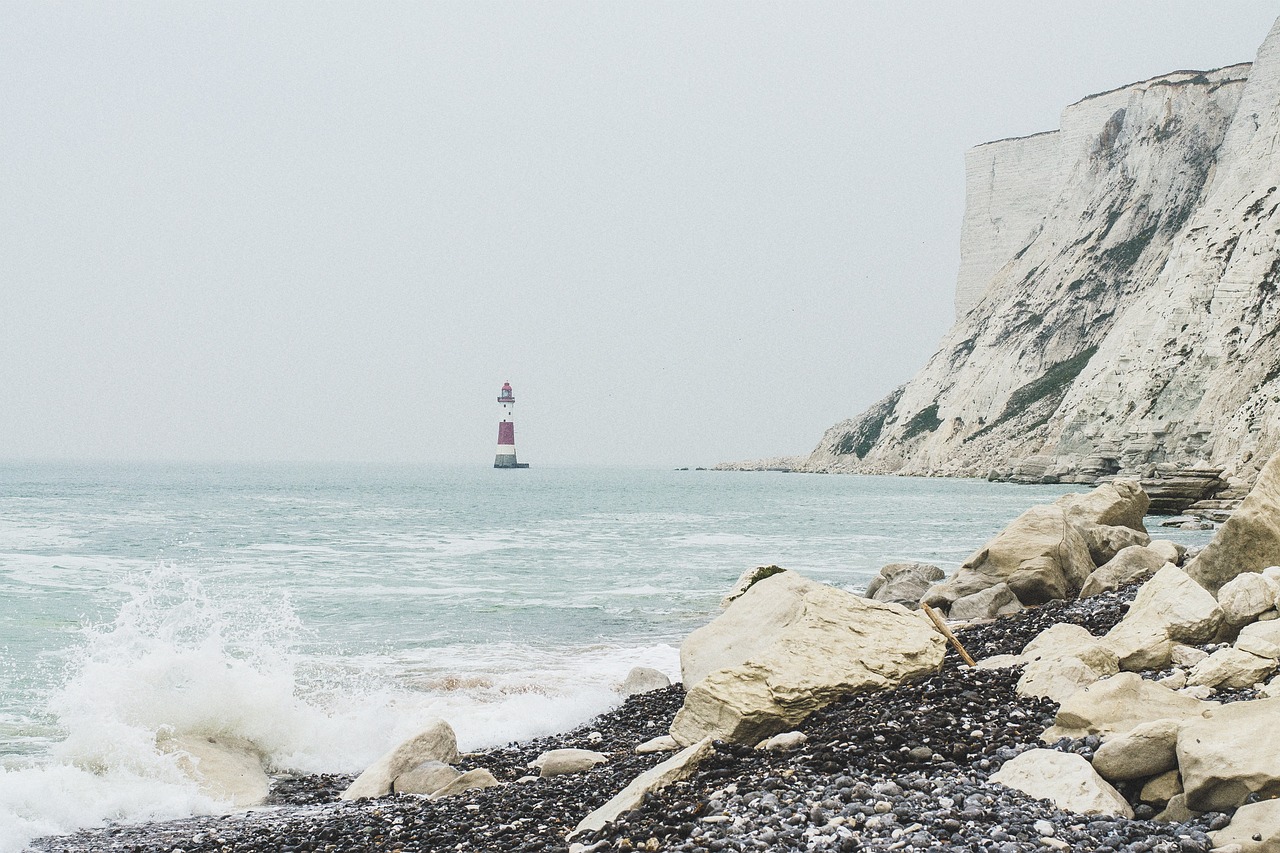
[{"xmin": 494, "ymin": 382, "xmax": 528, "ymax": 468}]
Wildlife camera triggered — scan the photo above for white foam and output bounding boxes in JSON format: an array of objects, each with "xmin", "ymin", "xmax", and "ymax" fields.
[
  {"xmin": 0, "ymin": 563, "xmax": 678, "ymax": 851},
  {"xmin": 0, "ymin": 520, "xmax": 81, "ymax": 551},
  {"xmin": 0, "ymin": 762, "xmax": 220, "ymax": 853}
]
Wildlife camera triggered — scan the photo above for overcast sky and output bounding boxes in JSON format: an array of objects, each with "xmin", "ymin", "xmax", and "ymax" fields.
[{"xmin": 2, "ymin": 2, "xmax": 1277, "ymax": 466}]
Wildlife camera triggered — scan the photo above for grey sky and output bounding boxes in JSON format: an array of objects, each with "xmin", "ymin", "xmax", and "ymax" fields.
[{"xmin": 2, "ymin": 2, "xmax": 1277, "ymax": 466}]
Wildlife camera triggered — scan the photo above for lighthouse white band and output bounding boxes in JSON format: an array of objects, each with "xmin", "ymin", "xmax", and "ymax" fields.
[{"xmin": 496, "ymin": 445, "xmax": 517, "ymax": 454}]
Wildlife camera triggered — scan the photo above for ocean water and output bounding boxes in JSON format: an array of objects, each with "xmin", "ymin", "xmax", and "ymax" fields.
[{"xmin": 0, "ymin": 463, "xmax": 1212, "ymax": 850}]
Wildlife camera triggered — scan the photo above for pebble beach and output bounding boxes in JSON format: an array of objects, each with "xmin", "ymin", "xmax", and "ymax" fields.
[{"xmin": 35, "ymin": 583, "xmax": 1233, "ymax": 853}]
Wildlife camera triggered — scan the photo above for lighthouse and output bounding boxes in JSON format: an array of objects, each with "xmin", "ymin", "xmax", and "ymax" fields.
[{"xmin": 494, "ymin": 382, "xmax": 529, "ymax": 468}]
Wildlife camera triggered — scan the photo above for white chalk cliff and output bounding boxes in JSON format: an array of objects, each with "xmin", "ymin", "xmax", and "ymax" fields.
[{"xmin": 797, "ymin": 16, "xmax": 1280, "ymax": 489}]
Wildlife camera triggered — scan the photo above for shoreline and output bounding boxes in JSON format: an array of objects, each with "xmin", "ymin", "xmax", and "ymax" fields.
[{"xmin": 35, "ymin": 583, "xmax": 1231, "ymax": 853}]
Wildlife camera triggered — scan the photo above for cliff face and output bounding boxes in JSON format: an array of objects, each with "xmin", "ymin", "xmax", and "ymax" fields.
[{"xmin": 802, "ymin": 17, "xmax": 1280, "ymax": 487}]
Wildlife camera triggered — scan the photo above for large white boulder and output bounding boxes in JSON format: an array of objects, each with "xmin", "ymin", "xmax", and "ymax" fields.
[
  {"xmin": 1210, "ymin": 799, "xmax": 1280, "ymax": 852},
  {"xmin": 1186, "ymin": 647, "xmax": 1276, "ymax": 689},
  {"xmin": 1218, "ymin": 572, "xmax": 1280, "ymax": 627},
  {"xmin": 1146, "ymin": 540, "xmax": 1187, "ymax": 567},
  {"xmin": 160, "ymin": 734, "xmax": 269, "ymax": 809},
  {"xmin": 1056, "ymin": 480, "xmax": 1149, "ymax": 534},
  {"xmin": 1237, "ymin": 620, "xmax": 1280, "ymax": 660},
  {"xmin": 1043, "ymin": 672, "xmax": 1215, "ymax": 742},
  {"xmin": 1021, "ymin": 623, "xmax": 1095, "ymax": 658},
  {"xmin": 1080, "ymin": 524, "xmax": 1152, "ymax": 569},
  {"xmin": 341, "ymin": 718, "xmax": 459, "ymax": 800},
  {"xmin": 991, "ymin": 749, "xmax": 1132, "ymax": 817},
  {"xmin": 720, "ymin": 565, "xmax": 786, "ymax": 608},
  {"xmin": 949, "ymin": 582, "xmax": 1024, "ymax": 621},
  {"xmin": 1079, "ymin": 546, "xmax": 1168, "ymax": 598},
  {"xmin": 1101, "ymin": 565, "xmax": 1223, "ymax": 671},
  {"xmin": 1015, "ymin": 624, "xmax": 1118, "ymax": 704},
  {"xmin": 1178, "ymin": 697, "xmax": 1280, "ymax": 812},
  {"xmin": 1090, "ymin": 718, "xmax": 1181, "ymax": 781},
  {"xmin": 570, "ymin": 737, "xmax": 715, "ymax": 839},
  {"xmin": 923, "ymin": 504, "xmax": 1095, "ymax": 612},
  {"xmin": 671, "ymin": 570, "xmax": 945, "ymax": 745},
  {"xmin": 1186, "ymin": 452, "xmax": 1280, "ymax": 595}
]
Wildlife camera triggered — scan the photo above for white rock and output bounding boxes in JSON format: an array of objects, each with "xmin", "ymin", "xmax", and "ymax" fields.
[
  {"xmin": 1210, "ymin": 798, "xmax": 1280, "ymax": 853},
  {"xmin": 1057, "ymin": 481, "xmax": 1150, "ymax": 533},
  {"xmin": 1080, "ymin": 524, "xmax": 1152, "ymax": 569},
  {"xmin": 672, "ymin": 570, "xmax": 944, "ymax": 745},
  {"xmin": 990, "ymin": 749, "xmax": 1132, "ymax": 817},
  {"xmin": 1139, "ymin": 769, "xmax": 1182, "ymax": 807},
  {"xmin": 634, "ymin": 735, "xmax": 679, "ymax": 754},
  {"xmin": 341, "ymin": 718, "xmax": 459, "ymax": 800},
  {"xmin": 1043, "ymin": 672, "xmax": 1215, "ymax": 742},
  {"xmin": 619, "ymin": 666, "xmax": 671, "ymax": 696},
  {"xmin": 755, "ymin": 731, "xmax": 808, "ymax": 751},
  {"xmin": 392, "ymin": 760, "xmax": 460, "ymax": 796},
  {"xmin": 1146, "ymin": 540, "xmax": 1187, "ymax": 567},
  {"xmin": 1217, "ymin": 572, "xmax": 1280, "ymax": 626},
  {"xmin": 953, "ymin": 132, "xmax": 1058, "ymax": 317},
  {"xmin": 570, "ymin": 737, "xmax": 716, "ymax": 839},
  {"xmin": 1016, "ymin": 623, "xmax": 1119, "ymax": 703},
  {"xmin": 428, "ymin": 768, "xmax": 498, "ymax": 800},
  {"xmin": 720, "ymin": 565, "xmax": 787, "ymax": 608},
  {"xmin": 1187, "ymin": 450, "xmax": 1280, "ymax": 595},
  {"xmin": 1186, "ymin": 647, "xmax": 1277, "ymax": 689},
  {"xmin": 1171, "ymin": 644, "xmax": 1210, "ymax": 668},
  {"xmin": 532, "ymin": 749, "xmax": 608, "ymax": 778},
  {"xmin": 792, "ymin": 27, "xmax": 1280, "ymax": 499},
  {"xmin": 1102, "ymin": 565, "xmax": 1223, "ymax": 671},
  {"xmin": 159, "ymin": 734, "xmax": 269, "ymax": 809},
  {"xmin": 1090, "ymin": 718, "xmax": 1181, "ymax": 781},
  {"xmin": 1236, "ymin": 621, "xmax": 1280, "ymax": 661},
  {"xmin": 923, "ymin": 505, "xmax": 1094, "ymax": 612},
  {"xmin": 1154, "ymin": 793, "xmax": 1202, "ymax": 824},
  {"xmin": 1178, "ymin": 696, "xmax": 1280, "ymax": 811},
  {"xmin": 864, "ymin": 562, "xmax": 944, "ymax": 609},
  {"xmin": 1080, "ymin": 547, "xmax": 1167, "ymax": 598},
  {"xmin": 949, "ymin": 582, "xmax": 1024, "ymax": 621}
]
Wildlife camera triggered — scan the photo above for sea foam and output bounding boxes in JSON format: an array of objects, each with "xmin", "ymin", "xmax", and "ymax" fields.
[{"xmin": 0, "ymin": 563, "xmax": 675, "ymax": 851}]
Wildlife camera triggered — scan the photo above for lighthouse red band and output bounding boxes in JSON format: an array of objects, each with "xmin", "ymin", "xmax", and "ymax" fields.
[{"xmin": 494, "ymin": 382, "xmax": 527, "ymax": 468}]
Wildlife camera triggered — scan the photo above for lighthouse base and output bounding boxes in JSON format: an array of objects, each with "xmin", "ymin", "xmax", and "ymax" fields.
[{"xmin": 494, "ymin": 453, "xmax": 529, "ymax": 469}]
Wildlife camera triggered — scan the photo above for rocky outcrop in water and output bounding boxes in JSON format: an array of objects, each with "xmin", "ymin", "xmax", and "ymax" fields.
[{"xmin": 786, "ymin": 17, "xmax": 1280, "ymax": 497}]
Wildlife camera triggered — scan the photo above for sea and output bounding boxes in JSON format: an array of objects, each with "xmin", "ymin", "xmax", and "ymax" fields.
[{"xmin": 0, "ymin": 463, "xmax": 1214, "ymax": 850}]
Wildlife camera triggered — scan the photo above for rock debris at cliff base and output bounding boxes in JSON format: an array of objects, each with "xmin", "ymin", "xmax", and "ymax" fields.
[{"xmin": 36, "ymin": 585, "xmax": 1227, "ymax": 853}]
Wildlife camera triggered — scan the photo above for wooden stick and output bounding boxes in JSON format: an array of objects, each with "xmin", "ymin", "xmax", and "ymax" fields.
[{"xmin": 921, "ymin": 602, "xmax": 977, "ymax": 667}]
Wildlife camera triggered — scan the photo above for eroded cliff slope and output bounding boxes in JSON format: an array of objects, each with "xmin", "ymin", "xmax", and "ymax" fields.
[{"xmin": 799, "ymin": 17, "xmax": 1280, "ymax": 489}]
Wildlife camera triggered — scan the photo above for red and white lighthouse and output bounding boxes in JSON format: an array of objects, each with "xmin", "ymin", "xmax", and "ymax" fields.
[{"xmin": 494, "ymin": 382, "xmax": 528, "ymax": 468}]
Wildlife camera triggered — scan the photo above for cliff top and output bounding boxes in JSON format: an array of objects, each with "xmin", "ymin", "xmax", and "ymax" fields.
[
  {"xmin": 973, "ymin": 63, "xmax": 1253, "ymax": 152},
  {"xmin": 1072, "ymin": 62, "xmax": 1252, "ymax": 106}
]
